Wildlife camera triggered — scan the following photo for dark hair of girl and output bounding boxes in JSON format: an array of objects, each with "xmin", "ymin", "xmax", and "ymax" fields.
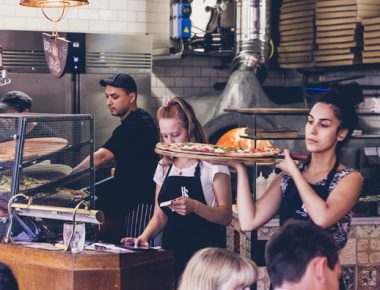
[
  {"xmin": 317, "ymin": 82, "xmax": 363, "ymax": 149},
  {"xmin": 157, "ymin": 96, "xmax": 208, "ymax": 144}
]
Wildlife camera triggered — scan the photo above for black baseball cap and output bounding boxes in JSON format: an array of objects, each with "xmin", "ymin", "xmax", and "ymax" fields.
[
  {"xmin": 99, "ymin": 73, "xmax": 137, "ymax": 94},
  {"xmin": 0, "ymin": 91, "xmax": 33, "ymax": 111}
]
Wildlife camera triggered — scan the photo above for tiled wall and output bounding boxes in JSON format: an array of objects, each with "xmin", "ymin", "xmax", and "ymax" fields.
[
  {"xmin": 0, "ymin": 0, "xmax": 170, "ymax": 49},
  {"xmin": 151, "ymin": 56, "xmax": 230, "ymax": 106},
  {"xmin": 228, "ymin": 216, "xmax": 380, "ymax": 290}
]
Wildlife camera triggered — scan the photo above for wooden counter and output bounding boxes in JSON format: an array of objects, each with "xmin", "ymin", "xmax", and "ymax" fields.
[{"xmin": 0, "ymin": 244, "xmax": 174, "ymax": 290}]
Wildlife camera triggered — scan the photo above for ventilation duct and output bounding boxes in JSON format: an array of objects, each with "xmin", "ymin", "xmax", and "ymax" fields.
[{"xmin": 233, "ymin": 0, "xmax": 271, "ymax": 72}]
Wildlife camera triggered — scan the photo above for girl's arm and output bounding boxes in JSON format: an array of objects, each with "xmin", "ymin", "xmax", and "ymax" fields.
[
  {"xmin": 234, "ymin": 162, "xmax": 283, "ymax": 232},
  {"xmin": 169, "ymin": 172, "xmax": 232, "ymax": 225},
  {"xmin": 277, "ymin": 150, "xmax": 363, "ymax": 228}
]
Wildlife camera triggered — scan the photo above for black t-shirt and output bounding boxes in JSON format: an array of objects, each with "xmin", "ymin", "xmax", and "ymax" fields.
[{"xmin": 102, "ymin": 108, "xmax": 159, "ymax": 212}]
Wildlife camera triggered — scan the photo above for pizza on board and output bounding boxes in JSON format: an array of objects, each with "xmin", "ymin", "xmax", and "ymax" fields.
[{"xmin": 156, "ymin": 142, "xmax": 281, "ymax": 158}]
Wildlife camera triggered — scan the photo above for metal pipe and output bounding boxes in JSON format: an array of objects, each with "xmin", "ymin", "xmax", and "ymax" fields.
[{"xmin": 233, "ymin": 0, "xmax": 271, "ymax": 71}]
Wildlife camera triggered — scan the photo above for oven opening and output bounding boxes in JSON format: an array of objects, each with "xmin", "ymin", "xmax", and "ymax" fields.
[{"xmin": 210, "ymin": 126, "xmax": 274, "ymax": 204}]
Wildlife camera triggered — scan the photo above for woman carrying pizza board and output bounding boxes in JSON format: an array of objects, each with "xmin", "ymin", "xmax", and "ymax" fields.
[
  {"xmin": 121, "ymin": 96, "xmax": 232, "ymax": 279},
  {"xmin": 217, "ymin": 83, "xmax": 364, "ymax": 290}
]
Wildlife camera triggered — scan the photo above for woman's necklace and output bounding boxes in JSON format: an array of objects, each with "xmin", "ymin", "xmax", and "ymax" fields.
[{"xmin": 174, "ymin": 159, "xmax": 191, "ymax": 176}]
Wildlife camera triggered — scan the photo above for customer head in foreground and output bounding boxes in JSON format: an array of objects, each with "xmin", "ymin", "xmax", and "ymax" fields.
[
  {"xmin": 0, "ymin": 91, "xmax": 32, "ymax": 113},
  {"xmin": 265, "ymin": 220, "xmax": 341, "ymax": 290},
  {"xmin": 0, "ymin": 263, "xmax": 18, "ymax": 290},
  {"xmin": 177, "ymin": 247, "xmax": 257, "ymax": 290}
]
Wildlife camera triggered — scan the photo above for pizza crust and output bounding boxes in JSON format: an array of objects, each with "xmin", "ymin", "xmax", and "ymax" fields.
[{"xmin": 156, "ymin": 142, "xmax": 281, "ymax": 158}]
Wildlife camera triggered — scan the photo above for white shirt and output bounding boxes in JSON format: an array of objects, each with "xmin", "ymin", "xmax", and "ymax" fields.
[{"xmin": 153, "ymin": 160, "xmax": 230, "ymax": 207}]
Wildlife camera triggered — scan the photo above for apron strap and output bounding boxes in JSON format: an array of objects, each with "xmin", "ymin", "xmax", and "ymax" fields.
[
  {"xmin": 301, "ymin": 158, "xmax": 340, "ymax": 193},
  {"xmin": 324, "ymin": 158, "xmax": 340, "ymax": 192},
  {"xmin": 194, "ymin": 161, "xmax": 201, "ymax": 178},
  {"xmin": 164, "ymin": 163, "xmax": 173, "ymax": 179}
]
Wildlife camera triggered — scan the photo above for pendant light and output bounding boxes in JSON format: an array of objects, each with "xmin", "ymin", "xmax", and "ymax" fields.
[
  {"xmin": 20, "ymin": 0, "xmax": 89, "ymax": 8},
  {"xmin": 20, "ymin": 0, "xmax": 89, "ymax": 23},
  {"xmin": 19, "ymin": 0, "xmax": 89, "ymax": 78}
]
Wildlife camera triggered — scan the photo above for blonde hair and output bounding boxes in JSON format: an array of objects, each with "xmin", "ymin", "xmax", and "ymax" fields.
[
  {"xmin": 177, "ymin": 248, "xmax": 257, "ymax": 290},
  {"xmin": 157, "ymin": 96, "xmax": 208, "ymax": 144}
]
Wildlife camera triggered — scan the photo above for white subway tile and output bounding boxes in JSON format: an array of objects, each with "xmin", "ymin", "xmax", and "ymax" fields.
[
  {"xmin": 99, "ymin": 10, "xmax": 118, "ymax": 21},
  {"xmin": 77, "ymin": 9, "xmax": 99, "ymax": 20},
  {"xmin": 26, "ymin": 18, "xmax": 50, "ymax": 30},
  {"xmin": 109, "ymin": 0, "xmax": 128, "ymax": 10},
  {"xmin": 201, "ymin": 67, "xmax": 218, "ymax": 77},
  {"xmin": 166, "ymin": 87, "xmax": 183, "ymax": 96},
  {"xmin": 152, "ymin": 66, "xmax": 166, "ymax": 77},
  {"xmin": 147, "ymin": 1, "xmax": 170, "ymax": 13},
  {"xmin": 175, "ymin": 77, "xmax": 191, "ymax": 87},
  {"xmin": 16, "ymin": 7, "xmax": 38, "ymax": 17},
  {"xmin": 127, "ymin": 22, "xmax": 147, "ymax": 33},
  {"xmin": 193, "ymin": 77, "xmax": 211, "ymax": 88},
  {"xmin": 108, "ymin": 21, "xmax": 128, "ymax": 33},
  {"xmin": 137, "ymin": 12, "xmax": 146, "ymax": 23},
  {"xmin": 165, "ymin": 66, "xmax": 183, "ymax": 77},
  {"xmin": 127, "ymin": 1, "xmax": 147, "ymax": 12},
  {"xmin": 184, "ymin": 87, "xmax": 202, "ymax": 96},
  {"xmin": 145, "ymin": 12, "xmax": 169, "ymax": 23},
  {"xmin": 151, "ymin": 75, "xmax": 157, "ymax": 87},
  {"xmin": 89, "ymin": 20, "xmax": 109, "ymax": 32},
  {"xmin": 184, "ymin": 67, "xmax": 201, "ymax": 77},
  {"xmin": 157, "ymin": 76, "xmax": 174, "ymax": 88},
  {"xmin": 0, "ymin": 4, "xmax": 15, "ymax": 15},
  {"xmin": 190, "ymin": 57, "xmax": 210, "ymax": 67},
  {"xmin": 3, "ymin": 16, "xmax": 26, "ymax": 29},
  {"xmin": 152, "ymin": 86, "xmax": 166, "ymax": 98},
  {"xmin": 87, "ymin": 0, "xmax": 109, "ymax": 9},
  {"xmin": 67, "ymin": 19, "xmax": 89, "ymax": 32},
  {"xmin": 118, "ymin": 11, "xmax": 137, "ymax": 22}
]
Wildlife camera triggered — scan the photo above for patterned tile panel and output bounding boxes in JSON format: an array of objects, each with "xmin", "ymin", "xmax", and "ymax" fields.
[
  {"xmin": 358, "ymin": 239, "xmax": 370, "ymax": 251},
  {"xmin": 356, "ymin": 225, "xmax": 380, "ymax": 238},
  {"xmin": 370, "ymin": 239, "xmax": 380, "ymax": 251},
  {"xmin": 369, "ymin": 252, "xmax": 380, "ymax": 264},
  {"xmin": 257, "ymin": 267, "xmax": 270, "ymax": 290},
  {"xmin": 342, "ymin": 265, "xmax": 355, "ymax": 290},
  {"xmin": 257, "ymin": 226, "xmax": 278, "ymax": 240},
  {"xmin": 340, "ymin": 239, "xmax": 356, "ymax": 265},
  {"xmin": 358, "ymin": 252, "xmax": 370, "ymax": 265},
  {"xmin": 357, "ymin": 265, "xmax": 380, "ymax": 290}
]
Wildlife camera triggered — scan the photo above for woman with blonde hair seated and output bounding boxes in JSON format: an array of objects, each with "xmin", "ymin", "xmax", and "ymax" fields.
[{"xmin": 177, "ymin": 247, "xmax": 257, "ymax": 290}]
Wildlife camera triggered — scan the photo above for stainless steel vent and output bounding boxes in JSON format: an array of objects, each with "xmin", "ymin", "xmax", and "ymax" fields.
[
  {"xmin": 85, "ymin": 34, "xmax": 152, "ymax": 74},
  {"xmin": 2, "ymin": 50, "xmax": 49, "ymax": 73},
  {"xmin": 86, "ymin": 52, "xmax": 151, "ymax": 72},
  {"xmin": 0, "ymin": 30, "xmax": 49, "ymax": 73},
  {"xmin": 233, "ymin": 0, "xmax": 271, "ymax": 71}
]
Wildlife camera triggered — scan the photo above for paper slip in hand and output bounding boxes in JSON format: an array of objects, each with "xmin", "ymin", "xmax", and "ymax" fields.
[{"xmin": 160, "ymin": 200, "xmax": 174, "ymax": 207}]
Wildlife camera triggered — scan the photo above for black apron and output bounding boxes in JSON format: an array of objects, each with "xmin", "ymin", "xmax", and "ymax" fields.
[
  {"xmin": 279, "ymin": 159, "xmax": 339, "ymax": 225},
  {"xmin": 157, "ymin": 162, "xmax": 224, "ymax": 278},
  {"xmin": 277, "ymin": 159, "xmax": 346, "ymax": 290}
]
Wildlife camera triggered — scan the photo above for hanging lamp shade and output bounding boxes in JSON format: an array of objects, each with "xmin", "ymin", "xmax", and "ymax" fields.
[{"xmin": 20, "ymin": 0, "xmax": 89, "ymax": 8}]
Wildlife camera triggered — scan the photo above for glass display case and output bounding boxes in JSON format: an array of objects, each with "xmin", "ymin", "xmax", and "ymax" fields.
[{"xmin": 0, "ymin": 113, "xmax": 95, "ymax": 241}]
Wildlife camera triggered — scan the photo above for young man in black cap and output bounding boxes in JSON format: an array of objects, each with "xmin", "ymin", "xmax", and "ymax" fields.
[
  {"xmin": 0, "ymin": 91, "xmax": 55, "ymax": 139},
  {"xmin": 75, "ymin": 73, "xmax": 159, "ymax": 243}
]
